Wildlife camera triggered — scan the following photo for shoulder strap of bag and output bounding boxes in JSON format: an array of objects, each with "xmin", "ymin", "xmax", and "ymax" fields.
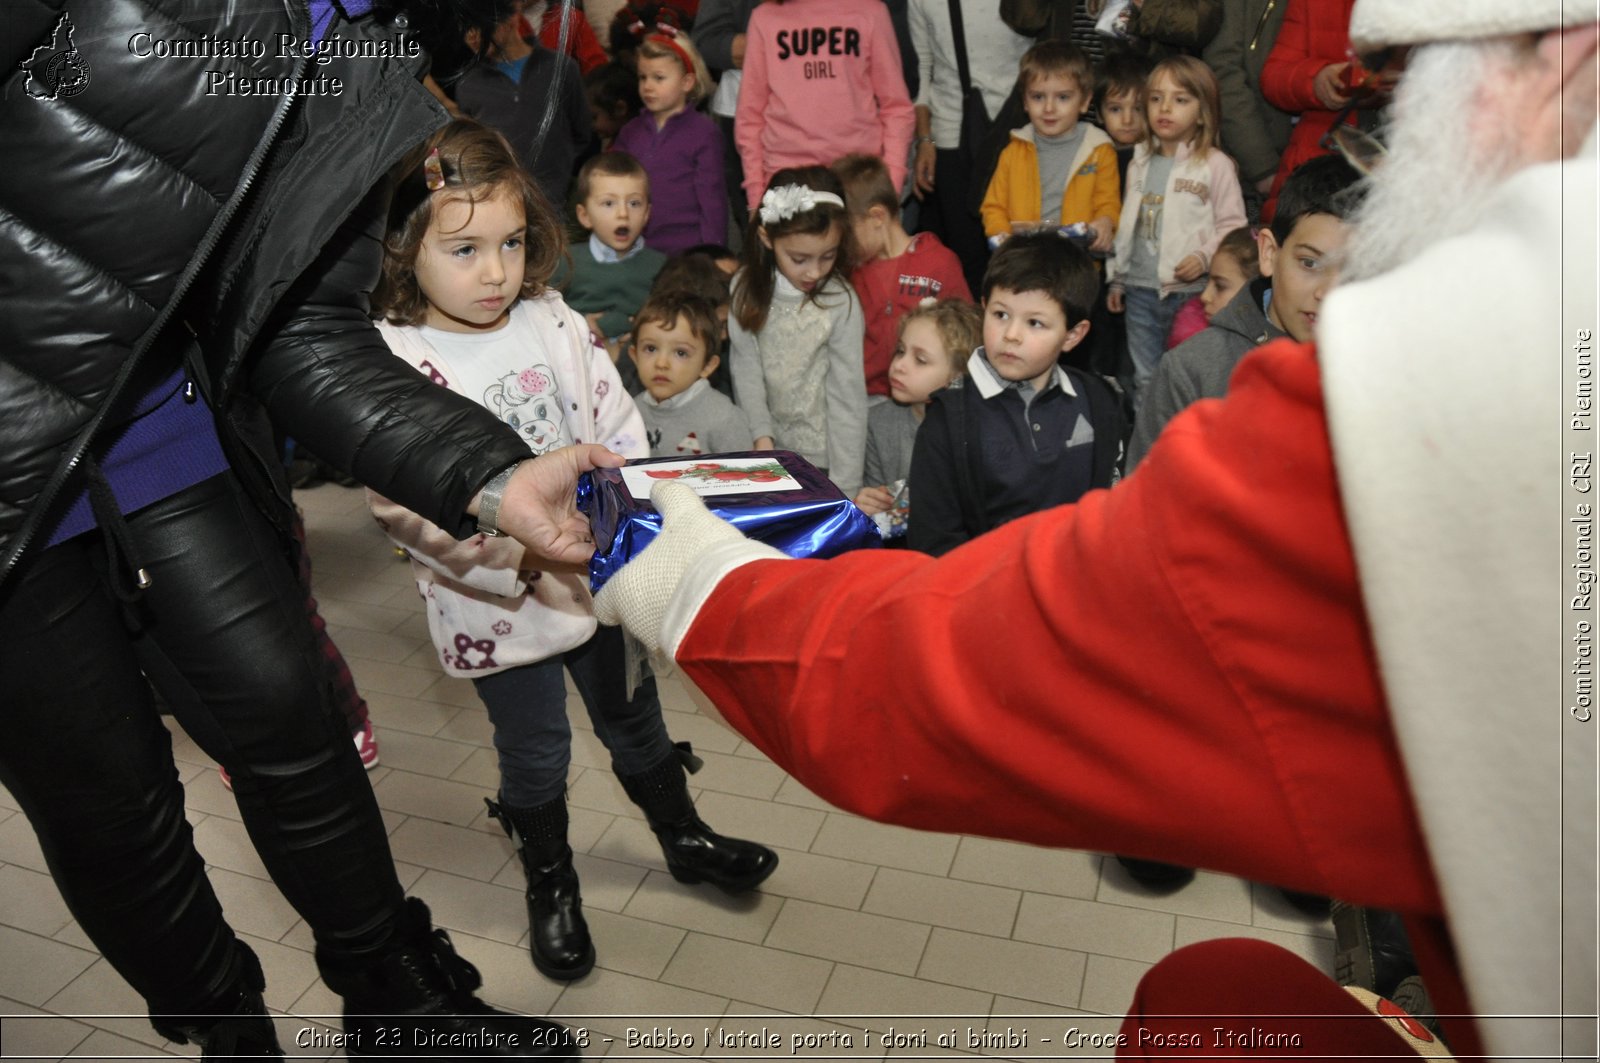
[{"xmin": 946, "ymin": 0, "xmax": 973, "ymax": 96}]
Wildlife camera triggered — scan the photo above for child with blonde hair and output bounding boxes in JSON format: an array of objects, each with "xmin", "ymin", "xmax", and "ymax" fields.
[
  {"xmin": 730, "ymin": 166, "xmax": 868, "ymax": 497},
  {"xmin": 371, "ymin": 120, "xmax": 777, "ymax": 984},
  {"xmin": 981, "ymin": 40, "xmax": 1121, "ymax": 252},
  {"xmin": 1106, "ymin": 55, "xmax": 1248, "ymax": 403},
  {"xmin": 855, "ymin": 299, "xmax": 981, "ymax": 539},
  {"xmin": 612, "ymin": 29, "xmax": 728, "ymax": 254}
]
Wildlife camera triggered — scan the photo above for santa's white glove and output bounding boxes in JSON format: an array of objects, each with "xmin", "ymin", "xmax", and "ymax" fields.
[{"xmin": 593, "ymin": 481, "xmax": 785, "ymax": 659}]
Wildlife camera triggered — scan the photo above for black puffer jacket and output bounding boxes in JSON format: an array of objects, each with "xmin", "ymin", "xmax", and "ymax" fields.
[{"xmin": 0, "ymin": 0, "xmax": 529, "ymax": 586}]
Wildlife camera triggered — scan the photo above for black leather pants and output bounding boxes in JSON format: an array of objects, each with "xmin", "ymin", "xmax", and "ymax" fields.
[{"xmin": 0, "ymin": 473, "xmax": 404, "ymax": 1015}]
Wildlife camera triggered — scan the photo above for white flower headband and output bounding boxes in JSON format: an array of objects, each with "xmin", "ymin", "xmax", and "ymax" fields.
[{"xmin": 759, "ymin": 184, "xmax": 845, "ymax": 226}]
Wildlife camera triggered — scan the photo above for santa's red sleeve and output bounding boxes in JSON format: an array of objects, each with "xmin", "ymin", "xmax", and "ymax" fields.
[{"xmin": 672, "ymin": 339, "xmax": 1441, "ymax": 917}]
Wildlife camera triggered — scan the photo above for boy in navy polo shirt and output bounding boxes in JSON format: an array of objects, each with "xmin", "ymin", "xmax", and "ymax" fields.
[{"xmin": 909, "ymin": 232, "xmax": 1126, "ymax": 557}]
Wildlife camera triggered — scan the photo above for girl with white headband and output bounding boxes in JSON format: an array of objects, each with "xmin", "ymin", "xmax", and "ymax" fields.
[{"xmin": 729, "ymin": 167, "xmax": 869, "ymax": 498}]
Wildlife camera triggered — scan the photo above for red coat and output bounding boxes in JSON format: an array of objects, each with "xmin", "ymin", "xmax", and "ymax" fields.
[
  {"xmin": 1258, "ymin": 0, "xmax": 1354, "ymax": 218},
  {"xmin": 675, "ymin": 338, "xmax": 1483, "ymax": 1056}
]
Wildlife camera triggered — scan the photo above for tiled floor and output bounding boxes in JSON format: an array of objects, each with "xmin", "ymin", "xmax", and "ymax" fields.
[{"xmin": 0, "ymin": 484, "xmax": 1333, "ymax": 1060}]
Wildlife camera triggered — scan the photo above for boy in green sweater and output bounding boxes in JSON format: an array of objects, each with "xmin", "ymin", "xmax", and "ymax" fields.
[{"xmin": 558, "ymin": 152, "xmax": 666, "ymax": 367}]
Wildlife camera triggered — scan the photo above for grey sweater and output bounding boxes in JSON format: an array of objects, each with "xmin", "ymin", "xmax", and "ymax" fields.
[
  {"xmin": 1127, "ymin": 278, "xmax": 1284, "ymax": 470},
  {"xmin": 864, "ymin": 400, "xmax": 922, "ymax": 488},
  {"xmin": 637, "ymin": 379, "xmax": 755, "ymax": 458}
]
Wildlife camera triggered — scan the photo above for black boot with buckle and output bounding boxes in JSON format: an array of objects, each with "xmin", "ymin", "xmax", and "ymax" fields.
[
  {"xmin": 485, "ymin": 795, "xmax": 596, "ymax": 981},
  {"xmin": 618, "ymin": 747, "xmax": 778, "ymax": 893},
  {"xmin": 151, "ymin": 941, "xmax": 285, "ymax": 1060},
  {"xmin": 316, "ymin": 897, "xmax": 580, "ymax": 1058}
]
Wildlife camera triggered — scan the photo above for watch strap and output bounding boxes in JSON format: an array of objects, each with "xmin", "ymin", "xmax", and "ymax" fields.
[{"xmin": 475, "ymin": 462, "xmax": 522, "ymax": 537}]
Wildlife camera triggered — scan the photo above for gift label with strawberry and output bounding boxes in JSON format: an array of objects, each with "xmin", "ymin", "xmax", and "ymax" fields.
[{"xmin": 621, "ymin": 457, "xmax": 802, "ymax": 499}]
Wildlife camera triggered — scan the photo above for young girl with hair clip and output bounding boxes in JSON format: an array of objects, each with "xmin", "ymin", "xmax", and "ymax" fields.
[
  {"xmin": 612, "ymin": 27, "xmax": 728, "ymax": 255},
  {"xmin": 1106, "ymin": 55, "xmax": 1247, "ymax": 404},
  {"xmin": 370, "ymin": 119, "xmax": 778, "ymax": 983},
  {"xmin": 730, "ymin": 166, "xmax": 869, "ymax": 498}
]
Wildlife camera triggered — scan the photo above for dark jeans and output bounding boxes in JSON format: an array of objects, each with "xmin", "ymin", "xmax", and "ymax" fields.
[
  {"xmin": 474, "ymin": 625, "xmax": 674, "ymax": 808},
  {"xmin": 0, "ymin": 473, "xmax": 405, "ymax": 1015}
]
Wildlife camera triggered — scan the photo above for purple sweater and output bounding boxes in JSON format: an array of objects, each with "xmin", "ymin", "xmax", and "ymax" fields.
[{"xmin": 612, "ymin": 108, "xmax": 728, "ymax": 257}]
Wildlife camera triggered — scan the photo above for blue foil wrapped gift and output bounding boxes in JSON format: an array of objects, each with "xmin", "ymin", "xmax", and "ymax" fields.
[{"xmin": 580, "ymin": 451, "xmax": 880, "ymax": 592}]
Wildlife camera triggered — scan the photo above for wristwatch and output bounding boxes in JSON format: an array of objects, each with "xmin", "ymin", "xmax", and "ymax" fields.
[{"xmin": 475, "ymin": 461, "xmax": 523, "ymax": 537}]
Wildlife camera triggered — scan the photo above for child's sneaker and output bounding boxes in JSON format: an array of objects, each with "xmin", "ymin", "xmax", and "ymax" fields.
[{"xmin": 218, "ymin": 721, "xmax": 378, "ymax": 791}]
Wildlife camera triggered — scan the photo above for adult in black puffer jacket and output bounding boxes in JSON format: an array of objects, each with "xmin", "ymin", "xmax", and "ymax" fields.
[{"xmin": 0, "ymin": 1, "xmax": 604, "ymax": 1057}]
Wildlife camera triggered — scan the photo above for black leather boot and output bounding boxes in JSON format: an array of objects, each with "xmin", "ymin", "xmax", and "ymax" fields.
[
  {"xmin": 316, "ymin": 898, "xmax": 580, "ymax": 1058},
  {"xmin": 151, "ymin": 941, "xmax": 285, "ymax": 1059},
  {"xmin": 485, "ymin": 795, "xmax": 595, "ymax": 981},
  {"xmin": 618, "ymin": 751, "xmax": 778, "ymax": 893}
]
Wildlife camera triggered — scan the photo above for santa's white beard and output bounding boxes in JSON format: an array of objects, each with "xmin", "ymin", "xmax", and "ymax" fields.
[{"xmin": 1342, "ymin": 39, "xmax": 1526, "ymax": 284}]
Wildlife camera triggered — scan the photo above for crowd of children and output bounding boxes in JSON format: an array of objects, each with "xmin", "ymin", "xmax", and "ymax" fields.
[{"xmin": 373, "ymin": 0, "xmax": 1393, "ymax": 988}]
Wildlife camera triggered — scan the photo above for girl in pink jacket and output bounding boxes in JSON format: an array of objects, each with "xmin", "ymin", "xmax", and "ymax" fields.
[{"xmin": 734, "ymin": 0, "xmax": 915, "ymax": 212}]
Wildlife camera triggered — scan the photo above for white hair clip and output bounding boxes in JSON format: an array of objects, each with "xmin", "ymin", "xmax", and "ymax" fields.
[
  {"xmin": 759, "ymin": 184, "xmax": 845, "ymax": 226},
  {"xmin": 917, "ymin": 296, "xmax": 939, "ymax": 309}
]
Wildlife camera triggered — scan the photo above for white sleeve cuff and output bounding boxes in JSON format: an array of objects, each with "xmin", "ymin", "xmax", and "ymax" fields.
[{"xmin": 661, "ymin": 537, "xmax": 786, "ymax": 660}]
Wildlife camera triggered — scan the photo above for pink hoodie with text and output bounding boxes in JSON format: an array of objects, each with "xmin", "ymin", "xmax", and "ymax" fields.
[{"xmin": 735, "ymin": 0, "xmax": 915, "ymax": 209}]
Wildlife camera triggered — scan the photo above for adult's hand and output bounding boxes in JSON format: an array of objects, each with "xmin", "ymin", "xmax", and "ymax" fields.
[
  {"xmin": 484, "ymin": 444, "xmax": 626, "ymax": 573},
  {"xmin": 1312, "ymin": 63, "xmax": 1352, "ymax": 110},
  {"xmin": 913, "ymin": 142, "xmax": 936, "ymax": 198}
]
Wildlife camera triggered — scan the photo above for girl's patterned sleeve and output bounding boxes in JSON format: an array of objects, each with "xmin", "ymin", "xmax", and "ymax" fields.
[
  {"xmin": 822, "ymin": 286, "xmax": 869, "ymax": 498},
  {"xmin": 1199, "ymin": 152, "xmax": 1250, "ymax": 269},
  {"xmin": 586, "ymin": 326, "xmax": 650, "ymax": 459},
  {"xmin": 367, "ymin": 490, "xmax": 528, "ymax": 598}
]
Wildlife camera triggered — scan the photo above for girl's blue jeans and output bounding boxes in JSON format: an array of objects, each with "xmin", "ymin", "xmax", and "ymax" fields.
[{"xmin": 1124, "ymin": 285, "xmax": 1202, "ymax": 405}]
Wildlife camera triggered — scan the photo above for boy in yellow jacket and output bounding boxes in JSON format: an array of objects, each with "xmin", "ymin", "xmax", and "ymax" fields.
[{"xmin": 981, "ymin": 41, "xmax": 1121, "ymax": 252}]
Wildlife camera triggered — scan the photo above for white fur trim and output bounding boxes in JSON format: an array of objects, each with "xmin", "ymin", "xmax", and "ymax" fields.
[
  {"xmin": 1318, "ymin": 137, "xmax": 1598, "ymax": 1059},
  {"xmin": 1349, "ymin": 0, "xmax": 1597, "ymax": 49}
]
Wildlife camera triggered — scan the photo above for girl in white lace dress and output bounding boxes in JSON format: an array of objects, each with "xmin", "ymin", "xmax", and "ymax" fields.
[{"xmin": 727, "ymin": 166, "xmax": 869, "ymax": 497}]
